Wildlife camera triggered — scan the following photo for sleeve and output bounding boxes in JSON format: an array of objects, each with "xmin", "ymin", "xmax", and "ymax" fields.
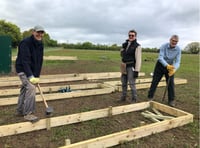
[
  {"xmin": 19, "ymin": 42, "xmax": 33, "ymax": 77},
  {"xmin": 158, "ymin": 44, "xmax": 168, "ymax": 67},
  {"xmin": 173, "ymin": 48, "xmax": 181, "ymax": 70},
  {"xmin": 134, "ymin": 45, "xmax": 142, "ymax": 72}
]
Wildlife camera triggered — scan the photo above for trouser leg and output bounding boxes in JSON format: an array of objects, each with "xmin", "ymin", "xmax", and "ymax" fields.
[
  {"xmin": 17, "ymin": 72, "xmax": 36, "ymax": 115},
  {"xmin": 167, "ymin": 75, "xmax": 175, "ymax": 102},
  {"xmin": 127, "ymin": 67, "xmax": 137, "ymax": 100},
  {"xmin": 121, "ymin": 73, "xmax": 128, "ymax": 99},
  {"xmin": 148, "ymin": 61, "xmax": 166, "ymax": 99}
]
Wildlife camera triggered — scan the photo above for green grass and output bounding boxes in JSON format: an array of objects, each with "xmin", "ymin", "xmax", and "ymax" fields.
[{"xmin": 44, "ymin": 48, "xmax": 120, "ymax": 61}]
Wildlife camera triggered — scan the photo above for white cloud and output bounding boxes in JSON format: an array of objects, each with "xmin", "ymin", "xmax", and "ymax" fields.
[{"xmin": 0, "ymin": 0, "xmax": 199, "ymax": 49}]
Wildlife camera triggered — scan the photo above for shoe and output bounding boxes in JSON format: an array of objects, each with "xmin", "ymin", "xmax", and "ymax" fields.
[
  {"xmin": 147, "ymin": 94, "xmax": 153, "ymax": 101},
  {"xmin": 168, "ymin": 101, "xmax": 175, "ymax": 107},
  {"xmin": 117, "ymin": 96, "xmax": 126, "ymax": 102},
  {"xmin": 15, "ymin": 111, "xmax": 23, "ymax": 117},
  {"xmin": 24, "ymin": 114, "xmax": 39, "ymax": 123},
  {"xmin": 148, "ymin": 98, "xmax": 153, "ymax": 101},
  {"xmin": 130, "ymin": 98, "xmax": 137, "ymax": 104}
]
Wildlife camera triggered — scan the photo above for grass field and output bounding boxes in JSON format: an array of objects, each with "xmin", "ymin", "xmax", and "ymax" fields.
[{"xmin": 3, "ymin": 47, "xmax": 199, "ymax": 147}]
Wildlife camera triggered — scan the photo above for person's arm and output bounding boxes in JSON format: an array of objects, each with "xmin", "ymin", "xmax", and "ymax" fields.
[
  {"xmin": 173, "ymin": 47, "xmax": 181, "ymax": 70},
  {"xmin": 134, "ymin": 45, "xmax": 142, "ymax": 72},
  {"xmin": 158, "ymin": 44, "xmax": 168, "ymax": 67},
  {"xmin": 19, "ymin": 42, "xmax": 33, "ymax": 77}
]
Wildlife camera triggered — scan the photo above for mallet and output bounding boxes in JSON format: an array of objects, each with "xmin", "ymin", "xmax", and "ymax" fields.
[{"xmin": 37, "ymin": 84, "xmax": 53, "ymax": 116}]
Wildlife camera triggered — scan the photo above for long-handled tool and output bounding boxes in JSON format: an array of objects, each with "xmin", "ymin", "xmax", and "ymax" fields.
[
  {"xmin": 37, "ymin": 84, "xmax": 53, "ymax": 116},
  {"xmin": 162, "ymin": 76, "xmax": 171, "ymax": 102}
]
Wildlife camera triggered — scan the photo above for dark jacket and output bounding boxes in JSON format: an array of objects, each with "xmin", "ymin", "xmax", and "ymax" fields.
[
  {"xmin": 121, "ymin": 39, "xmax": 139, "ymax": 67},
  {"xmin": 15, "ymin": 35, "xmax": 44, "ymax": 78}
]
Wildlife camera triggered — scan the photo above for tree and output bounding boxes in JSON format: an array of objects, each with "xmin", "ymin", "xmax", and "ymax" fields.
[
  {"xmin": 0, "ymin": 20, "xmax": 22, "ymax": 48},
  {"xmin": 184, "ymin": 42, "xmax": 200, "ymax": 54}
]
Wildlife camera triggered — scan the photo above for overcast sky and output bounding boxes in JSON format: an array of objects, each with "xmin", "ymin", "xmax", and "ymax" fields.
[{"xmin": 0, "ymin": 0, "xmax": 199, "ymax": 49}]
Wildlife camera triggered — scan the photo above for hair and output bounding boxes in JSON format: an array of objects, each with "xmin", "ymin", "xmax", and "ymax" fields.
[
  {"xmin": 129, "ymin": 29, "xmax": 137, "ymax": 36},
  {"xmin": 170, "ymin": 35, "xmax": 179, "ymax": 40}
]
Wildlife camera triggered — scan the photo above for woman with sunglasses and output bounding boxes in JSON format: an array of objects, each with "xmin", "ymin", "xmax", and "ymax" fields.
[{"xmin": 119, "ymin": 29, "xmax": 142, "ymax": 103}]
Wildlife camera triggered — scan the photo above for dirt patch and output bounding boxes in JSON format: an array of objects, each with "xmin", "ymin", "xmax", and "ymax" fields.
[{"xmin": 0, "ymin": 65, "xmax": 199, "ymax": 148}]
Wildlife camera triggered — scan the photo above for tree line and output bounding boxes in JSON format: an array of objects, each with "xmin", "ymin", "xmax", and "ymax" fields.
[{"xmin": 0, "ymin": 20, "xmax": 199, "ymax": 54}]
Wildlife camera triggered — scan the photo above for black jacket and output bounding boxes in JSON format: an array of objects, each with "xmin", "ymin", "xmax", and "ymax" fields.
[
  {"xmin": 15, "ymin": 35, "xmax": 44, "ymax": 78},
  {"xmin": 121, "ymin": 39, "xmax": 139, "ymax": 67}
]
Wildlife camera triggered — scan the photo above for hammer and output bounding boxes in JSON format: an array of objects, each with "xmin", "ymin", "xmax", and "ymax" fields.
[{"xmin": 37, "ymin": 84, "xmax": 53, "ymax": 116}]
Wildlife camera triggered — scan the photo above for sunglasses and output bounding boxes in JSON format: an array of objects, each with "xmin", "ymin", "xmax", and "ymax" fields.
[
  {"xmin": 171, "ymin": 39, "xmax": 178, "ymax": 43},
  {"xmin": 36, "ymin": 31, "xmax": 44, "ymax": 34},
  {"xmin": 129, "ymin": 34, "xmax": 135, "ymax": 37}
]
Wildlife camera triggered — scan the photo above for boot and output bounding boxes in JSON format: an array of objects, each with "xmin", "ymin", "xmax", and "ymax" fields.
[
  {"xmin": 117, "ymin": 96, "xmax": 126, "ymax": 102},
  {"xmin": 130, "ymin": 97, "xmax": 137, "ymax": 103},
  {"xmin": 168, "ymin": 100, "xmax": 175, "ymax": 107}
]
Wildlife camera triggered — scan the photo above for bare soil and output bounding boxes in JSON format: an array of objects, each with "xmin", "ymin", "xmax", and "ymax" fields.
[{"xmin": 0, "ymin": 64, "xmax": 199, "ymax": 148}]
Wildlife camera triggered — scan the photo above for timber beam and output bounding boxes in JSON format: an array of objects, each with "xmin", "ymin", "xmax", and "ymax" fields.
[{"xmin": 0, "ymin": 78, "xmax": 187, "ymax": 106}]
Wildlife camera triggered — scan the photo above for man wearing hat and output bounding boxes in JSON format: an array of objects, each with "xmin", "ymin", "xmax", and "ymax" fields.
[{"xmin": 15, "ymin": 25, "xmax": 45, "ymax": 122}]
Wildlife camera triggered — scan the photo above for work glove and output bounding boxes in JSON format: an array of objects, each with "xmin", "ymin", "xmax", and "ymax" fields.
[
  {"xmin": 29, "ymin": 77, "xmax": 40, "ymax": 84},
  {"xmin": 168, "ymin": 69, "xmax": 175, "ymax": 76},
  {"xmin": 166, "ymin": 65, "xmax": 175, "ymax": 71},
  {"xmin": 133, "ymin": 71, "xmax": 139, "ymax": 78}
]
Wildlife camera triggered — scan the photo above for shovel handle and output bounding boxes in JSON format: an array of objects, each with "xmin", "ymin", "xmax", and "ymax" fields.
[
  {"xmin": 37, "ymin": 84, "xmax": 48, "ymax": 108},
  {"xmin": 162, "ymin": 77, "xmax": 171, "ymax": 102}
]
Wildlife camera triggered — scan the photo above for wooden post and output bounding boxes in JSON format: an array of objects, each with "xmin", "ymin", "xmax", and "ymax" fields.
[
  {"xmin": 65, "ymin": 139, "xmax": 71, "ymax": 145},
  {"xmin": 46, "ymin": 118, "xmax": 51, "ymax": 130},
  {"xmin": 108, "ymin": 106, "xmax": 113, "ymax": 117}
]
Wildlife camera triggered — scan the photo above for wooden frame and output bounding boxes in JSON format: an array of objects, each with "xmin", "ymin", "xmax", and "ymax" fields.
[
  {"xmin": 0, "ymin": 78, "xmax": 187, "ymax": 106},
  {"xmin": 0, "ymin": 101, "xmax": 193, "ymax": 148},
  {"xmin": 59, "ymin": 101, "xmax": 193, "ymax": 148}
]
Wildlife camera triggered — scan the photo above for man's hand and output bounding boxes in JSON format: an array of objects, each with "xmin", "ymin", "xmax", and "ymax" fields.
[
  {"xmin": 134, "ymin": 71, "xmax": 139, "ymax": 78},
  {"xmin": 29, "ymin": 77, "xmax": 40, "ymax": 84},
  {"xmin": 167, "ymin": 65, "xmax": 175, "ymax": 71},
  {"xmin": 168, "ymin": 69, "xmax": 175, "ymax": 76}
]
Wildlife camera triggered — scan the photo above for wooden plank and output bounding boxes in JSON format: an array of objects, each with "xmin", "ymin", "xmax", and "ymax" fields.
[
  {"xmin": 105, "ymin": 79, "xmax": 187, "ymax": 91},
  {"xmin": 0, "ymin": 77, "xmax": 85, "ymax": 87},
  {"xmin": 0, "ymin": 72, "xmax": 123, "ymax": 81},
  {"xmin": 12, "ymin": 56, "xmax": 78, "ymax": 61},
  {"xmin": 43, "ymin": 56, "xmax": 78, "ymax": 60},
  {"xmin": 0, "ymin": 83, "xmax": 101, "ymax": 97},
  {"xmin": 0, "ymin": 77, "xmax": 156, "ymax": 96},
  {"xmin": 0, "ymin": 87, "xmax": 115, "ymax": 106},
  {"xmin": 0, "ymin": 79, "xmax": 187, "ymax": 106},
  {"xmin": 0, "ymin": 73, "xmax": 81, "ymax": 81},
  {"xmin": 104, "ymin": 78, "xmax": 187, "ymax": 87},
  {"xmin": 0, "ymin": 72, "xmax": 145, "ymax": 87},
  {"xmin": 150, "ymin": 101, "xmax": 192, "ymax": 117},
  {"xmin": 59, "ymin": 111, "xmax": 193, "ymax": 148},
  {"xmin": 0, "ymin": 102, "xmax": 150, "ymax": 137}
]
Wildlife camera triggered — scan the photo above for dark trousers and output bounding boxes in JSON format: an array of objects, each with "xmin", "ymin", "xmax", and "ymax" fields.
[{"xmin": 148, "ymin": 61, "xmax": 175, "ymax": 102}]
